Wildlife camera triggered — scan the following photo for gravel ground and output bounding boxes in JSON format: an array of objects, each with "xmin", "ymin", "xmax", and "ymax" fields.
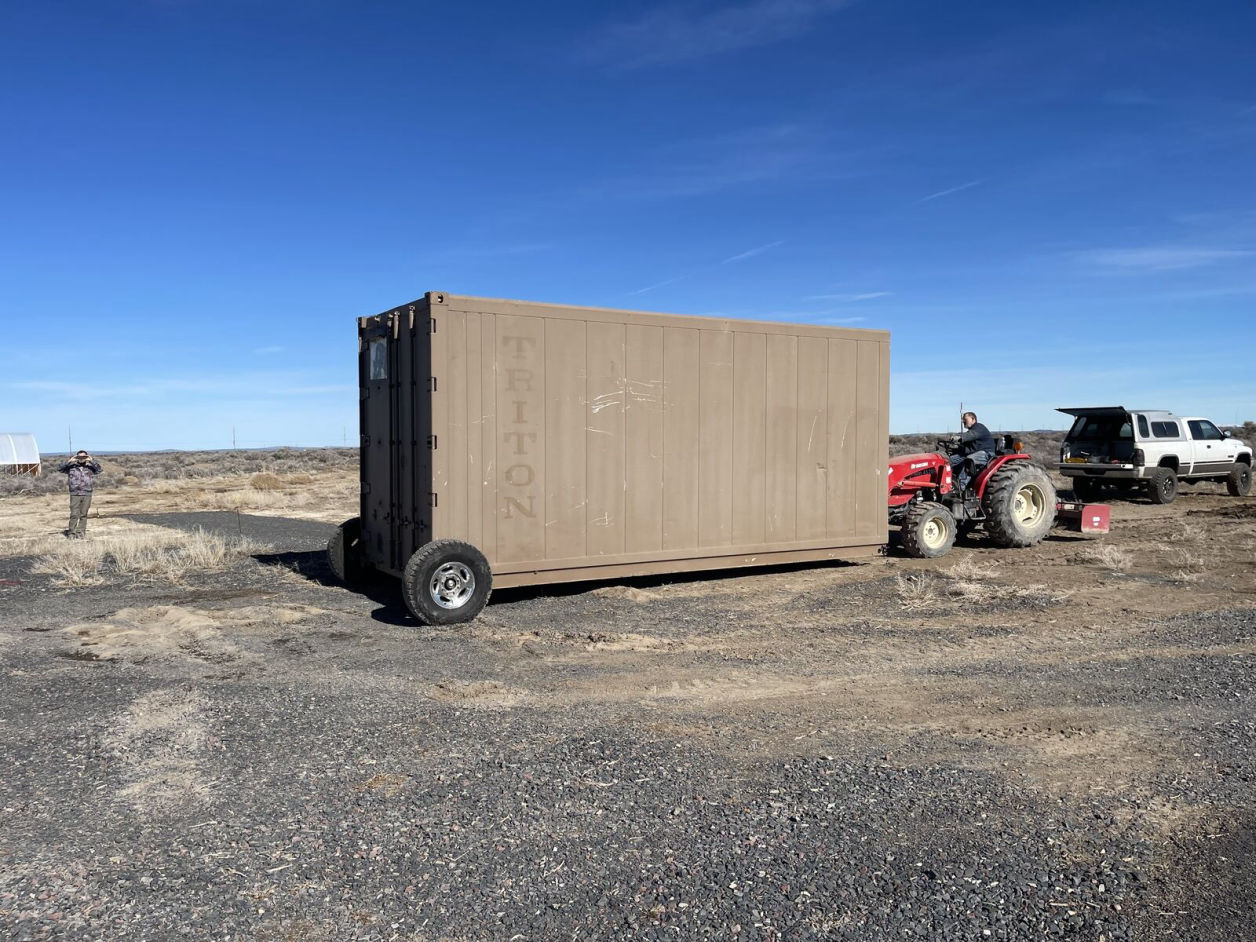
[{"xmin": 1, "ymin": 508, "xmax": 1253, "ymax": 941}]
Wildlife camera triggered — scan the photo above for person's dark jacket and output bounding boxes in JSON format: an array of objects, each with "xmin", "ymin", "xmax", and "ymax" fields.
[
  {"xmin": 959, "ymin": 422, "xmax": 995, "ymax": 457},
  {"xmin": 58, "ymin": 459, "xmax": 102, "ymax": 496}
]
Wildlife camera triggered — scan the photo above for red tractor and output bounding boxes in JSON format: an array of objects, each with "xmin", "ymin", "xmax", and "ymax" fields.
[{"xmin": 888, "ymin": 437, "xmax": 1058, "ymax": 558}]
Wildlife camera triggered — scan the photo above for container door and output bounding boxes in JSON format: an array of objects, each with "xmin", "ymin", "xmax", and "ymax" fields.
[
  {"xmin": 358, "ymin": 313, "xmax": 433, "ymax": 575},
  {"xmin": 360, "ymin": 326, "xmax": 396, "ymax": 569}
]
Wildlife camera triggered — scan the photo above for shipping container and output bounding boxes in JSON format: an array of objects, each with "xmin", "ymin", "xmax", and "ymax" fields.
[{"xmin": 329, "ymin": 292, "xmax": 890, "ymax": 623}]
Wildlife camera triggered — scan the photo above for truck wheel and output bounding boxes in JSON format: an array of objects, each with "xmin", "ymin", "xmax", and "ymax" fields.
[
  {"xmin": 402, "ymin": 540, "xmax": 492, "ymax": 625},
  {"xmin": 1072, "ymin": 477, "xmax": 1102, "ymax": 502},
  {"xmin": 1148, "ymin": 468, "xmax": 1178, "ymax": 504},
  {"xmin": 983, "ymin": 464, "xmax": 1057, "ymax": 548},
  {"xmin": 900, "ymin": 502, "xmax": 957, "ymax": 558},
  {"xmin": 327, "ymin": 517, "xmax": 367, "ymax": 585},
  {"xmin": 1228, "ymin": 463, "xmax": 1252, "ymax": 497}
]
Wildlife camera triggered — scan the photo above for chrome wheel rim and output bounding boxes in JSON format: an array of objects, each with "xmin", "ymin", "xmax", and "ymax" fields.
[
  {"xmin": 1013, "ymin": 483, "xmax": 1047, "ymax": 526},
  {"xmin": 430, "ymin": 562, "xmax": 475, "ymax": 609}
]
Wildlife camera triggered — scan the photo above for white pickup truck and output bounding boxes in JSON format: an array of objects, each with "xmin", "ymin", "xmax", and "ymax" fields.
[{"xmin": 1058, "ymin": 407, "xmax": 1252, "ymax": 504}]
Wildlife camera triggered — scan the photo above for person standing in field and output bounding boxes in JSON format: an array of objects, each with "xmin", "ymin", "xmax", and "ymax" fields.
[{"xmin": 57, "ymin": 450, "xmax": 102, "ymax": 538}]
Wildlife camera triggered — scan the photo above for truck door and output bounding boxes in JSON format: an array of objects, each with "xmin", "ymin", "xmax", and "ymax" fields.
[{"xmin": 1187, "ymin": 419, "xmax": 1229, "ymax": 475}]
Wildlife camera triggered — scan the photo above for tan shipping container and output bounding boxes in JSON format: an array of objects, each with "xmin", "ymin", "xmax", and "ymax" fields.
[{"xmin": 332, "ymin": 292, "xmax": 889, "ymax": 623}]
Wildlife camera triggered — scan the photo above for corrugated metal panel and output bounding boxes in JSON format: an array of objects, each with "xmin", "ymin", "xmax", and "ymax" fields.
[
  {"xmin": 0, "ymin": 433, "xmax": 40, "ymax": 467},
  {"xmin": 358, "ymin": 293, "xmax": 890, "ymax": 589}
]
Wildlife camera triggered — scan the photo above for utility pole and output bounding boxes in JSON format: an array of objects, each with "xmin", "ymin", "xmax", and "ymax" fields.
[
  {"xmin": 67, "ymin": 425, "xmax": 72, "ymax": 453},
  {"xmin": 232, "ymin": 426, "xmax": 237, "ymax": 449}
]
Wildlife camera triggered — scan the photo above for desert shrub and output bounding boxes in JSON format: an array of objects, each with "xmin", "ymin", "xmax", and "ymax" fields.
[
  {"xmin": 250, "ymin": 472, "xmax": 284, "ymax": 490},
  {"xmin": 0, "ymin": 473, "xmax": 65, "ymax": 497},
  {"xmin": 33, "ymin": 447, "xmax": 360, "ymax": 489},
  {"xmin": 890, "ymin": 429, "xmax": 1065, "ymax": 472}
]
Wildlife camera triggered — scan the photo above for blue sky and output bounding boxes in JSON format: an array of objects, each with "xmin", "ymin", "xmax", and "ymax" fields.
[{"xmin": 2, "ymin": 0, "xmax": 1254, "ymax": 451}]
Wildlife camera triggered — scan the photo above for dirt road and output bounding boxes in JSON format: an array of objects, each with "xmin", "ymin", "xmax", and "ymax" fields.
[{"xmin": 1, "ymin": 483, "xmax": 1252, "ymax": 940}]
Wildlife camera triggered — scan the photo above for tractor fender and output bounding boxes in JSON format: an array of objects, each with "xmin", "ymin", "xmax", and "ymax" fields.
[{"xmin": 971, "ymin": 453, "xmax": 1033, "ymax": 500}]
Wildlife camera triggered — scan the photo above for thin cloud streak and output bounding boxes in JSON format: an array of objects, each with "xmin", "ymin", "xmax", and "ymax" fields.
[
  {"xmin": 582, "ymin": 124, "xmax": 850, "ymax": 202},
  {"xmin": 625, "ymin": 274, "xmax": 689, "ymax": 296},
  {"xmin": 804, "ymin": 291, "xmax": 892, "ymax": 301},
  {"xmin": 1076, "ymin": 246, "xmax": 1255, "ymax": 272},
  {"xmin": 626, "ymin": 236, "xmax": 785, "ymax": 297},
  {"xmin": 585, "ymin": 0, "xmax": 852, "ymax": 69},
  {"xmin": 722, "ymin": 240, "xmax": 785, "ymax": 264},
  {"xmin": 764, "ymin": 310, "xmax": 868, "ymax": 324},
  {"xmin": 918, "ymin": 179, "xmax": 983, "ymax": 202}
]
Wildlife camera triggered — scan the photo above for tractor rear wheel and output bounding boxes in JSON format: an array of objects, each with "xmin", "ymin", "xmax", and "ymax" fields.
[
  {"xmin": 1228, "ymin": 463, "xmax": 1252, "ymax": 497},
  {"xmin": 984, "ymin": 464, "xmax": 1056, "ymax": 548},
  {"xmin": 1147, "ymin": 467, "xmax": 1178, "ymax": 504},
  {"xmin": 900, "ymin": 502, "xmax": 957, "ymax": 558}
]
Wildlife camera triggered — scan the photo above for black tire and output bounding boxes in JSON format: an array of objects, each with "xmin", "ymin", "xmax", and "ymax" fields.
[
  {"xmin": 1147, "ymin": 467, "xmax": 1178, "ymax": 504},
  {"xmin": 327, "ymin": 517, "xmax": 366, "ymax": 586},
  {"xmin": 1072, "ymin": 476, "xmax": 1102, "ymax": 502},
  {"xmin": 983, "ymin": 463, "xmax": 1057, "ymax": 548},
  {"xmin": 1228, "ymin": 463, "xmax": 1252, "ymax": 497},
  {"xmin": 900, "ymin": 502, "xmax": 957, "ymax": 558},
  {"xmin": 402, "ymin": 539, "xmax": 492, "ymax": 625}
]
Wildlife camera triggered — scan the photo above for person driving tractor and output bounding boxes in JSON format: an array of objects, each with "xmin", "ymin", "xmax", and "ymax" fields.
[{"xmin": 950, "ymin": 411, "xmax": 996, "ymax": 491}]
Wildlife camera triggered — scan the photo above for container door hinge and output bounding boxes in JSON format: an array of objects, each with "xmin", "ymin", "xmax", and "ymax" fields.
[
  {"xmin": 429, "ymin": 317, "xmax": 437, "ymax": 334},
  {"xmin": 429, "ymin": 493, "xmax": 438, "ymax": 508},
  {"xmin": 429, "ymin": 377, "xmax": 438, "ymax": 392},
  {"xmin": 427, "ymin": 435, "xmax": 438, "ymax": 449}
]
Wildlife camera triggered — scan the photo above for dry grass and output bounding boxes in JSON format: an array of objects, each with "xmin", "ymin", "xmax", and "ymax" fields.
[
  {"xmin": 945, "ymin": 557, "xmax": 1000, "ymax": 582},
  {"xmin": 29, "ymin": 528, "xmax": 267, "ymax": 587},
  {"xmin": 895, "ymin": 573, "xmax": 937, "ymax": 610},
  {"xmin": 897, "ymin": 560, "xmax": 1068, "ymax": 611},
  {"xmin": 1081, "ymin": 544, "xmax": 1134, "ymax": 572}
]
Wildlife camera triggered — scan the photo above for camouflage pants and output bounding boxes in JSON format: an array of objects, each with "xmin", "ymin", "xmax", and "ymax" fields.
[{"xmin": 68, "ymin": 494, "xmax": 92, "ymax": 537}]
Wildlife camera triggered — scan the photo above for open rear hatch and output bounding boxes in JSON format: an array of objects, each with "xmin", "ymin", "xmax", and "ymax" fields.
[{"xmin": 1057, "ymin": 406, "xmax": 1136, "ymax": 463}]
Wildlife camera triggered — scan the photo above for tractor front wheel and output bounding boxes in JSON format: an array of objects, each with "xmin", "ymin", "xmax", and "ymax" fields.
[
  {"xmin": 900, "ymin": 502, "xmax": 957, "ymax": 559},
  {"xmin": 984, "ymin": 464, "xmax": 1057, "ymax": 548}
]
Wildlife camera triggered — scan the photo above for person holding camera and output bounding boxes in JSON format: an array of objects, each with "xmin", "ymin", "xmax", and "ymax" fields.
[{"xmin": 57, "ymin": 450, "xmax": 103, "ymax": 538}]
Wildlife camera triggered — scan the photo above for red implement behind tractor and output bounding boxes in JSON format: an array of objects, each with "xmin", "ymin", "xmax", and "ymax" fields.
[{"xmin": 889, "ymin": 436, "xmax": 1072, "ymax": 558}]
